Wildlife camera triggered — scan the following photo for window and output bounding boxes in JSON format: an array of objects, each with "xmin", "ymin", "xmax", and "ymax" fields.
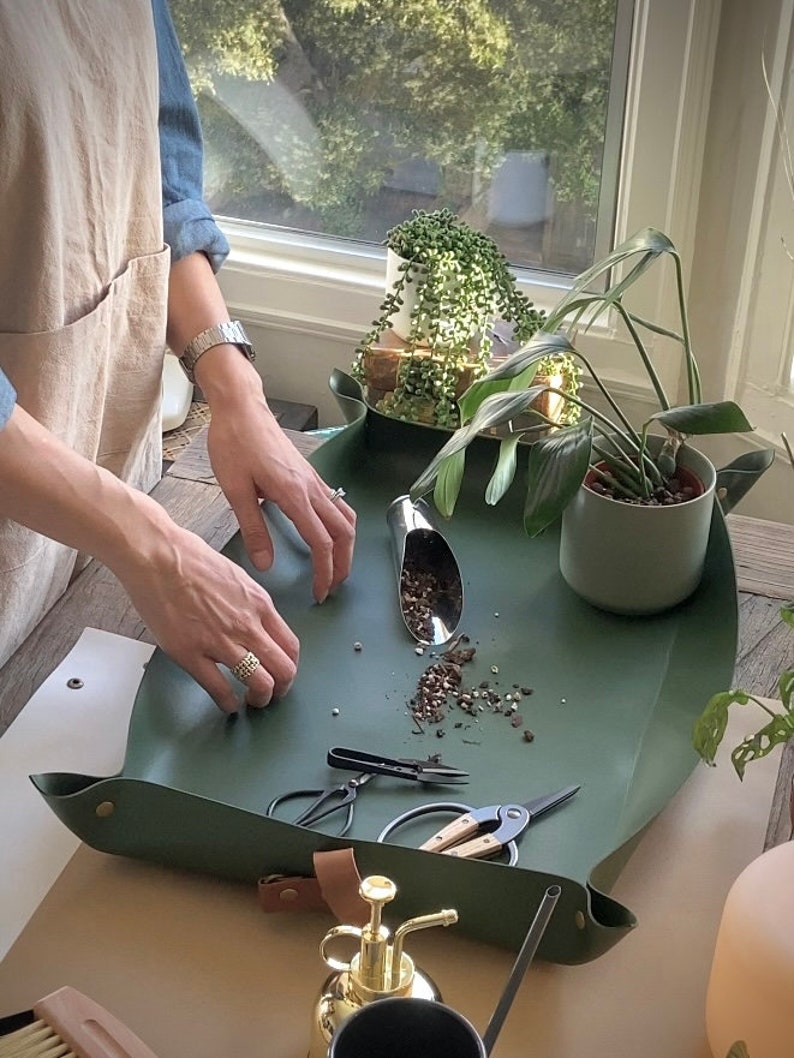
[
  {"xmin": 168, "ymin": 1, "xmax": 725, "ymax": 436},
  {"xmin": 171, "ymin": 0, "xmax": 631, "ymax": 278}
]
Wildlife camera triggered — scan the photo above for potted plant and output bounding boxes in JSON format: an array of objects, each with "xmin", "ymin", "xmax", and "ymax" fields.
[
  {"xmin": 409, "ymin": 226, "xmax": 774, "ymax": 614},
  {"xmin": 351, "ymin": 208, "xmax": 576, "ymax": 429}
]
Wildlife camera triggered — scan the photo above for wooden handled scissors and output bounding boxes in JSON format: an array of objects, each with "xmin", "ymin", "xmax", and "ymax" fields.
[{"xmin": 377, "ymin": 784, "xmax": 580, "ymax": 865}]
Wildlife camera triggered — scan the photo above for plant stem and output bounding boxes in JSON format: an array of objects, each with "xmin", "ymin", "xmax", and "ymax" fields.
[
  {"xmin": 593, "ymin": 425, "xmax": 663, "ymax": 487},
  {"xmin": 744, "ymin": 694, "xmax": 786, "ymax": 720},
  {"xmin": 588, "ymin": 464, "xmax": 643, "ymax": 500},
  {"xmin": 572, "ymin": 350, "xmax": 642, "ymax": 444},
  {"xmin": 672, "ymin": 251, "xmax": 701, "ymax": 403},
  {"xmin": 591, "ymin": 440, "xmax": 648, "ymax": 495},
  {"xmin": 614, "ymin": 302, "xmax": 670, "ymax": 410}
]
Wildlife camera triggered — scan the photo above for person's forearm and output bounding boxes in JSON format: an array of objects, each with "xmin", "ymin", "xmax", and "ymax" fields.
[
  {"xmin": 166, "ymin": 251, "xmax": 230, "ymax": 354},
  {"xmin": 167, "ymin": 251, "xmax": 265, "ymax": 405},
  {"xmin": 0, "ymin": 404, "xmax": 172, "ymax": 572}
]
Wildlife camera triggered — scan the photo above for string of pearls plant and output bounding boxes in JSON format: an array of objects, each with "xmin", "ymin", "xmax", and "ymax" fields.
[{"xmin": 352, "ymin": 209, "xmax": 563, "ymax": 429}]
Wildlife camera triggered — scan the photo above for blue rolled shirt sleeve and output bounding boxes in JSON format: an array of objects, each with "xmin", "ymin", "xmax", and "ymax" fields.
[
  {"xmin": 0, "ymin": 370, "xmax": 16, "ymax": 430},
  {"xmin": 152, "ymin": 0, "xmax": 230, "ymax": 272}
]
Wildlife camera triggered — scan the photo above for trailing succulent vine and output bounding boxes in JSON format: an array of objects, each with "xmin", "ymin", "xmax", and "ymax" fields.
[{"xmin": 352, "ymin": 209, "xmax": 552, "ymax": 428}]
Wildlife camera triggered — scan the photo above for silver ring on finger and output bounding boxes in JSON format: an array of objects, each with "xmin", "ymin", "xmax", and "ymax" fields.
[
  {"xmin": 328, "ymin": 487, "xmax": 346, "ymax": 503},
  {"xmin": 231, "ymin": 650, "xmax": 261, "ymax": 683}
]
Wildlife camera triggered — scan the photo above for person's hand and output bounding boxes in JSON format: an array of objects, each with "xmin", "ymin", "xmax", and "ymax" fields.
[
  {"xmin": 118, "ymin": 517, "xmax": 299, "ymax": 713},
  {"xmin": 0, "ymin": 399, "xmax": 299, "ymax": 714},
  {"xmin": 202, "ymin": 364, "xmax": 356, "ymax": 603}
]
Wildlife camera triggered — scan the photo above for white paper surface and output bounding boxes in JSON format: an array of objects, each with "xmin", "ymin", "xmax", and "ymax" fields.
[{"xmin": 0, "ymin": 628, "xmax": 154, "ymax": 959}]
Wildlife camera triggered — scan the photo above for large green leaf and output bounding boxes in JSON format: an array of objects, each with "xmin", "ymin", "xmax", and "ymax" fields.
[
  {"xmin": 410, "ymin": 386, "xmax": 548, "ymax": 500},
  {"xmin": 459, "ymin": 332, "xmax": 577, "ymax": 421},
  {"xmin": 693, "ymin": 690, "xmax": 750, "ymax": 766},
  {"xmin": 486, "ymin": 435, "xmax": 522, "ymax": 506},
  {"xmin": 693, "ymin": 686, "xmax": 794, "ymax": 779},
  {"xmin": 731, "ymin": 708, "xmax": 794, "ymax": 779},
  {"xmin": 715, "ymin": 449, "xmax": 775, "ymax": 514},
  {"xmin": 523, "ymin": 418, "xmax": 594, "ymax": 537},
  {"xmin": 458, "ymin": 362, "xmax": 539, "ymax": 425},
  {"xmin": 542, "ymin": 228, "xmax": 675, "ymax": 332},
  {"xmin": 651, "ymin": 401, "xmax": 754, "ymax": 435},
  {"xmin": 432, "ymin": 449, "xmax": 466, "ymax": 518}
]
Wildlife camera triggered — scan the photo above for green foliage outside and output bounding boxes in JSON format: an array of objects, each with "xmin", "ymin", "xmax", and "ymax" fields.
[{"xmin": 169, "ymin": 0, "xmax": 618, "ymax": 244}]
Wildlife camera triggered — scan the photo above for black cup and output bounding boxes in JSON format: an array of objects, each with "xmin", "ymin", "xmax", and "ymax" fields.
[{"xmin": 328, "ymin": 997, "xmax": 487, "ymax": 1058}]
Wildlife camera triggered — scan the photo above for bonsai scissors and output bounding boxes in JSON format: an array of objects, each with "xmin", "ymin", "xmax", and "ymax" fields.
[
  {"xmin": 376, "ymin": 784, "xmax": 580, "ymax": 866},
  {"xmin": 266, "ymin": 748, "xmax": 468, "ymax": 836},
  {"xmin": 266, "ymin": 772, "xmax": 377, "ymax": 836}
]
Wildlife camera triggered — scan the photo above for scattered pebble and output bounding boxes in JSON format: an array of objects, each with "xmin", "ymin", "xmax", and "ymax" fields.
[
  {"xmin": 404, "ymin": 633, "xmax": 546, "ymax": 743},
  {"xmin": 331, "ymin": 708, "xmax": 340, "ymax": 717}
]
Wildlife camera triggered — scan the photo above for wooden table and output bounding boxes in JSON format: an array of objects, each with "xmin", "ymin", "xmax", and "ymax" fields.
[{"xmin": 1, "ymin": 425, "xmax": 793, "ymax": 849}]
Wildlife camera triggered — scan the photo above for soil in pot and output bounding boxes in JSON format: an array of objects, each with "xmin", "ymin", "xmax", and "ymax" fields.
[{"xmin": 585, "ymin": 460, "xmax": 706, "ymax": 506}]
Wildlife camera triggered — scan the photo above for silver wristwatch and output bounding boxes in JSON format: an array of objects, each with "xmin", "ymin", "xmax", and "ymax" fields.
[{"xmin": 179, "ymin": 320, "xmax": 256, "ymax": 383}]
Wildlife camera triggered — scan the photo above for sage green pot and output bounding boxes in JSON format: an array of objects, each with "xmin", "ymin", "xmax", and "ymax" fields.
[{"xmin": 558, "ymin": 441, "xmax": 717, "ymax": 615}]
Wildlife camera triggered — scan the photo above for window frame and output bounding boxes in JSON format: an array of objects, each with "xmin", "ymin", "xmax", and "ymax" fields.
[
  {"xmin": 214, "ymin": 0, "xmax": 721, "ymax": 415},
  {"xmin": 719, "ymin": 0, "xmax": 794, "ymax": 447}
]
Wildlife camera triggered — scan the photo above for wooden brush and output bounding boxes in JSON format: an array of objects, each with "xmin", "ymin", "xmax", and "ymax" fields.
[{"xmin": 0, "ymin": 986, "xmax": 158, "ymax": 1057}]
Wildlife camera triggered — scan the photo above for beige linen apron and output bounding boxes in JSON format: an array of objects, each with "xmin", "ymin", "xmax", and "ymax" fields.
[{"xmin": 0, "ymin": 0, "xmax": 170, "ymax": 667}]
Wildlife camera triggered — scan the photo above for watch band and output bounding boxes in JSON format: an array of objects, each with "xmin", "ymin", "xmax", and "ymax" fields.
[{"xmin": 179, "ymin": 320, "xmax": 256, "ymax": 383}]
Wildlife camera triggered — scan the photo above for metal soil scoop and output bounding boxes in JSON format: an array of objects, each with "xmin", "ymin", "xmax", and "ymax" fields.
[{"xmin": 386, "ymin": 495, "xmax": 463, "ymax": 647}]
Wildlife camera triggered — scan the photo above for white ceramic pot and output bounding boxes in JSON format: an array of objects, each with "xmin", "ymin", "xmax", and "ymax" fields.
[
  {"xmin": 384, "ymin": 249, "xmax": 472, "ymax": 347},
  {"xmin": 705, "ymin": 840, "xmax": 794, "ymax": 1058},
  {"xmin": 558, "ymin": 440, "xmax": 717, "ymax": 615}
]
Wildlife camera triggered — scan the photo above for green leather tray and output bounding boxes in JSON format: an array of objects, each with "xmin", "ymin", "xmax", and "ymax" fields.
[{"xmin": 33, "ymin": 371, "xmax": 738, "ymax": 964}]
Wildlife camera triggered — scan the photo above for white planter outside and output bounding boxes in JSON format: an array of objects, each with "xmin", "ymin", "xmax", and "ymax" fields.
[
  {"xmin": 487, "ymin": 150, "xmax": 552, "ymax": 228},
  {"xmin": 558, "ymin": 440, "xmax": 717, "ymax": 615}
]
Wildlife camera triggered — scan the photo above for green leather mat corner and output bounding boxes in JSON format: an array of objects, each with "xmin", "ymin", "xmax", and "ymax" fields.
[{"xmin": 33, "ymin": 370, "xmax": 739, "ymax": 964}]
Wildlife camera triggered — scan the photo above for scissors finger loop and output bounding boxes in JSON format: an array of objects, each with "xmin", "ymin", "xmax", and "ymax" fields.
[
  {"xmin": 377, "ymin": 801, "xmax": 521, "ymax": 865},
  {"xmin": 376, "ymin": 802, "xmax": 472, "ymax": 845}
]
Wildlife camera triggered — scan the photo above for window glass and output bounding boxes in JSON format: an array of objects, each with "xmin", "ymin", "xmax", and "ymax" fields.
[{"xmin": 170, "ymin": 0, "xmax": 629, "ymax": 276}]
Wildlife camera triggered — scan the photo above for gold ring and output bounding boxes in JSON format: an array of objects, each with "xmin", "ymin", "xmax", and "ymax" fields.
[
  {"xmin": 231, "ymin": 651, "xmax": 260, "ymax": 682},
  {"xmin": 328, "ymin": 487, "xmax": 346, "ymax": 503}
]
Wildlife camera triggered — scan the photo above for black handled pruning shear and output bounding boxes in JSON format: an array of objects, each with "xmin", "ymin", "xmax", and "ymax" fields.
[
  {"xmin": 326, "ymin": 746, "xmax": 469, "ymax": 785},
  {"xmin": 265, "ymin": 747, "xmax": 468, "ymax": 837},
  {"xmin": 377, "ymin": 784, "xmax": 580, "ymax": 865}
]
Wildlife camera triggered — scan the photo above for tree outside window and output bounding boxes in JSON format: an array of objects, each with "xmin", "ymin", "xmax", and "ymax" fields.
[{"xmin": 170, "ymin": 0, "xmax": 623, "ymax": 275}]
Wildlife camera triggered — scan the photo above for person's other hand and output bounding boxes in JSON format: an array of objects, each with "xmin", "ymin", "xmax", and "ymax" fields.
[
  {"xmin": 205, "ymin": 380, "xmax": 356, "ymax": 603},
  {"xmin": 120, "ymin": 521, "xmax": 299, "ymax": 713}
]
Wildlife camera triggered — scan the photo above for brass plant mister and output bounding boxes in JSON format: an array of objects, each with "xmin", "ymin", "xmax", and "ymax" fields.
[{"xmin": 308, "ymin": 874, "xmax": 458, "ymax": 1058}]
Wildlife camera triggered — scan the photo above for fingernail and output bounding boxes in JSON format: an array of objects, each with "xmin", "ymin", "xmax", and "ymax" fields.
[{"xmin": 252, "ymin": 551, "xmax": 270, "ymax": 570}]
